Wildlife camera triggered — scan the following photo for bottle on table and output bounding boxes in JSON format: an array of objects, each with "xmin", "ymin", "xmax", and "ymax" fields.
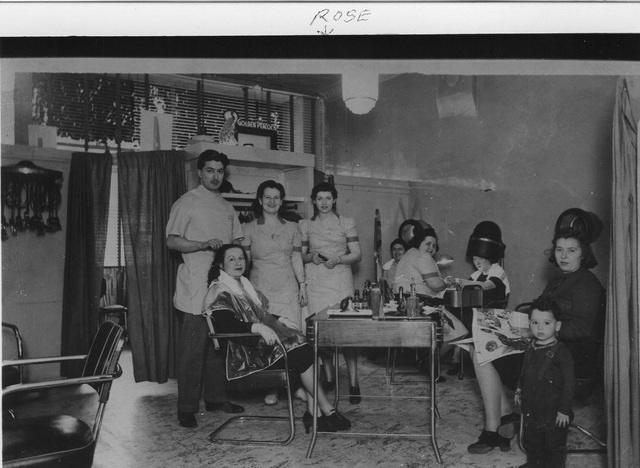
[
  {"xmin": 369, "ymin": 282, "xmax": 382, "ymax": 318},
  {"xmin": 397, "ymin": 287, "xmax": 406, "ymax": 315},
  {"xmin": 362, "ymin": 281, "xmax": 370, "ymax": 307},
  {"xmin": 406, "ymin": 283, "xmax": 419, "ymax": 317}
]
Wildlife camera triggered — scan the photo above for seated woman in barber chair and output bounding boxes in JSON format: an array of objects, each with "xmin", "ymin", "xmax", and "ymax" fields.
[{"xmin": 203, "ymin": 243, "xmax": 351, "ymax": 434}]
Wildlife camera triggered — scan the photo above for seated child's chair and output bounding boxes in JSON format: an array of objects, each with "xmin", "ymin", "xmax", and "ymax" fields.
[
  {"xmin": 2, "ymin": 321, "xmax": 125, "ymax": 467},
  {"xmin": 204, "ymin": 314, "xmax": 295, "ymax": 446}
]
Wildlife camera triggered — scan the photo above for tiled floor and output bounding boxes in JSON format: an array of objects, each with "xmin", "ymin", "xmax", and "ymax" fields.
[{"xmin": 11, "ymin": 349, "xmax": 607, "ymax": 467}]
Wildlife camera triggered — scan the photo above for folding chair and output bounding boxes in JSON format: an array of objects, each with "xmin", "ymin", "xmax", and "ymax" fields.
[{"xmin": 204, "ymin": 314, "xmax": 295, "ymax": 446}]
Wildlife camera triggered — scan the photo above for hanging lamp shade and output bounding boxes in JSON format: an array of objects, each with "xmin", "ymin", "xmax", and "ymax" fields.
[{"xmin": 342, "ymin": 70, "xmax": 379, "ymax": 115}]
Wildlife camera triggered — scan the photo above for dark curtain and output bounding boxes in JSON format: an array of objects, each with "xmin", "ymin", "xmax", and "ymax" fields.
[
  {"xmin": 118, "ymin": 150, "xmax": 185, "ymax": 382},
  {"xmin": 61, "ymin": 153, "xmax": 112, "ymax": 376},
  {"xmin": 606, "ymin": 77, "xmax": 640, "ymax": 468}
]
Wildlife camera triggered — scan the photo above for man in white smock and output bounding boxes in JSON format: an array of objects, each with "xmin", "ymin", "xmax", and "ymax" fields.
[{"xmin": 166, "ymin": 149, "xmax": 244, "ymax": 428}]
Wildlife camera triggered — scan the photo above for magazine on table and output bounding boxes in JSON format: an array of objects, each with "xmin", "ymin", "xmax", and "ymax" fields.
[{"xmin": 453, "ymin": 308, "xmax": 531, "ymax": 366}]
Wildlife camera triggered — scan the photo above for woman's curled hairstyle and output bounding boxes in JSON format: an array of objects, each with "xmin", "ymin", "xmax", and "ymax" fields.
[
  {"xmin": 311, "ymin": 182, "xmax": 337, "ymax": 201},
  {"xmin": 406, "ymin": 225, "xmax": 439, "ymax": 251},
  {"xmin": 252, "ymin": 179, "xmax": 286, "ymax": 218},
  {"xmin": 207, "ymin": 244, "xmax": 249, "ymax": 286},
  {"xmin": 310, "ymin": 182, "xmax": 338, "ymax": 219},
  {"xmin": 547, "ymin": 229, "xmax": 598, "ymax": 269}
]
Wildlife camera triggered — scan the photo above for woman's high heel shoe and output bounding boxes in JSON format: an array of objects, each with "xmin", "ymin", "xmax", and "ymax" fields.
[
  {"xmin": 302, "ymin": 411, "xmax": 338, "ymax": 434},
  {"xmin": 325, "ymin": 410, "xmax": 351, "ymax": 431}
]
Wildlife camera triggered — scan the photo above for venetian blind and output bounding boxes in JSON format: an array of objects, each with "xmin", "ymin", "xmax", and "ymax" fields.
[{"xmin": 44, "ymin": 73, "xmax": 316, "ymax": 153}]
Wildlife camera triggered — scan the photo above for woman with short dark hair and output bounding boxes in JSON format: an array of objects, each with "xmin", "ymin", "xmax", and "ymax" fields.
[{"xmin": 393, "ymin": 223, "xmax": 446, "ymax": 296}]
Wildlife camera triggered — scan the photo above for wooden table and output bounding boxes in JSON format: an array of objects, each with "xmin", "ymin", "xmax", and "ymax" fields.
[{"xmin": 305, "ymin": 309, "xmax": 442, "ymax": 463}]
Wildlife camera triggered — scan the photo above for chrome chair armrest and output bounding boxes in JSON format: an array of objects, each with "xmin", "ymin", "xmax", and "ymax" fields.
[
  {"xmin": 3, "ymin": 354, "xmax": 87, "ymax": 368},
  {"xmin": 2, "ymin": 322, "xmax": 24, "ymax": 358},
  {"xmin": 209, "ymin": 332, "xmax": 262, "ymax": 339},
  {"xmin": 2, "ymin": 374, "xmax": 115, "ymax": 397},
  {"xmin": 210, "ymin": 332, "xmax": 289, "ymax": 363}
]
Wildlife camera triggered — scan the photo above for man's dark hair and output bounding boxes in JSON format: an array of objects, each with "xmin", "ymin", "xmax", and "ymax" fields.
[{"xmin": 197, "ymin": 149, "xmax": 230, "ymax": 170}]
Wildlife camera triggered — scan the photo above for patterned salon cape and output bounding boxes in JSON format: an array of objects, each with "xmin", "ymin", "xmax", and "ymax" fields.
[{"xmin": 203, "ymin": 281, "xmax": 306, "ymax": 380}]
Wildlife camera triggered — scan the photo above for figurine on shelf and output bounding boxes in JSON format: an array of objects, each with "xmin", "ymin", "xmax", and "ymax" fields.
[
  {"xmin": 340, "ymin": 296, "xmax": 354, "ymax": 312},
  {"xmin": 219, "ymin": 110, "xmax": 238, "ymax": 146}
]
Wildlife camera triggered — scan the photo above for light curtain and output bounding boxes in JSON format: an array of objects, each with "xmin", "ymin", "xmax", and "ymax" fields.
[
  {"xmin": 118, "ymin": 151, "xmax": 185, "ymax": 383},
  {"xmin": 606, "ymin": 77, "xmax": 640, "ymax": 468},
  {"xmin": 61, "ymin": 153, "xmax": 112, "ymax": 376}
]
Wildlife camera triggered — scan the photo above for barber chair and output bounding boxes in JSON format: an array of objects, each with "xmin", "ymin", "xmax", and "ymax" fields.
[
  {"xmin": 2, "ymin": 321, "xmax": 125, "ymax": 467},
  {"xmin": 204, "ymin": 314, "xmax": 295, "ymax": 446},
  {"xmin": 2, "ymin": 322, "xmax": 24, "ymax": 388}
]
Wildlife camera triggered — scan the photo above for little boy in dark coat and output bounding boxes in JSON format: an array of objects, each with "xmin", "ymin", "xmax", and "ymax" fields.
[{"xmin": 515, "ymin": 298, "xmax": 575, "ymax": 468}]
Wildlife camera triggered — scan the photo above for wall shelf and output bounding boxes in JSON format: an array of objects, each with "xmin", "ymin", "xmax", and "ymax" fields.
[
  {"xmin": 221, "ymin": 193, "xmax": 306, "ymax": 203},
  {"xmin": 185, "ymin": 137, "xmax": 314, "ymax": 169},
  {"xmin": 184, "ymin": 137, "xmax": 314, "ymax": 218}
]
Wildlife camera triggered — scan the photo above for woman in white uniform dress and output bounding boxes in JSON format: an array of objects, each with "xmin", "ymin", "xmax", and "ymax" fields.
[
  {"xmin": 242, "ymin": 180, "xmax": 307, "ymax": 405},
  {"xmin": 300, "ymin": 182, "xmax": 362, "ymax": 403}
]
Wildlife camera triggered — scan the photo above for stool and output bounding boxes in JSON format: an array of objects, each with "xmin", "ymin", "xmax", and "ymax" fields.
[{"xmin": 99, "ymin": 305, "xmax": 128, "ymax": 339}]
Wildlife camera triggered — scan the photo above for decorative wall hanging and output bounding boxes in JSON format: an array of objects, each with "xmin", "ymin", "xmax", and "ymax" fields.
[{"xmin": 1, "ymin": 160, "xmax": 63, "ymax": 241}]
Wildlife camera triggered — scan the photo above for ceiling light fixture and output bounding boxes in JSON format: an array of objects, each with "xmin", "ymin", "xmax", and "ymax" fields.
[{"xmin": 342, "ymin": 69, "xmax": 378, "ymax": 115}]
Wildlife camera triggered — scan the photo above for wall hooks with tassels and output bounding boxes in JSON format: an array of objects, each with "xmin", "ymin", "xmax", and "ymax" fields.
[{"xmin": 1, "ymin": 160, "xmax": 63, "ymax": 241}]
